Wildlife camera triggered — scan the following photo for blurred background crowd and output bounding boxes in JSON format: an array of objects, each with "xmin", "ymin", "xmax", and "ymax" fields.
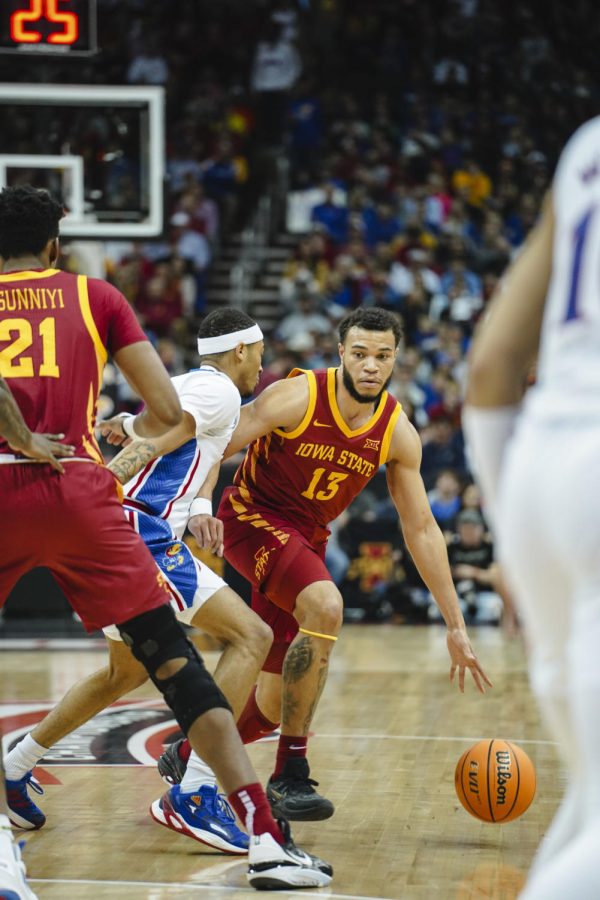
[{"xmin": 3, "ymin": 0, "xmax": 598, "ymax": 629}]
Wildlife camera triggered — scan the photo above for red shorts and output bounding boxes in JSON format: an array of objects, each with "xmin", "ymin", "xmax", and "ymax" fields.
[
  {"xmin": 219, "ymin": 486, "xmax": 333, "ymax": 673},
  {"xmin": 0, "ymin": 462, "xmax": 171, "ymax": 632},
  {"xmin": 251, "ymin": 588, "xmax": 298, "ymax": 674}
]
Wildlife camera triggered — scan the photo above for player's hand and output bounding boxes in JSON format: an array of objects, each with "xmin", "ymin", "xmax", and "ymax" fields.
[
  {"xmin": 188, "ymin": 513, "xmax": 224, "ymax": 557},
  {"xmin": 447, "ymin": 627, "xmax": 493, "ymax": 694},
  {"xmin": 97, "ymin": 415, "xmax": 132, "ymax": 446},
  {"xmin": 17, "ymin": 433, "xmax": 75, "ymax": 474}
]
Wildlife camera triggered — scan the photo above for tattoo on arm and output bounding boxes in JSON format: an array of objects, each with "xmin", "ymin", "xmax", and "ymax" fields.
[
  {"xmin": 108, "ymin": 439, "xmax": 159, "ymax": 484},
  {"xmin": 0, "ymin": 377, "xmax": 31, "ymax": 450},
  {"xmin": 304, "ymin": 664, "xmax": 328, "ymax": 731}
]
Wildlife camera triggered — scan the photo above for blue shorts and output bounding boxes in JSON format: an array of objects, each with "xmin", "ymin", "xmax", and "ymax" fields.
[{"xmin": 103, "ymin": 507, "xmax": 225, "ymax": 640}]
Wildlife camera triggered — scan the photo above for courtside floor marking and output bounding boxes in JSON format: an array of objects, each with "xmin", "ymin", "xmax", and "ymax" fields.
[{"xmin": 32, "ymin": 879, "xmax": 388, "ymax": 900}]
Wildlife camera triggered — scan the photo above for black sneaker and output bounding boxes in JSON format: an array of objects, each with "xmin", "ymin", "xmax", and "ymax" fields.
[
  {"xmin": 247, "ymin": 817, "xmax": 333, "ymax": 889},
  {"xmin": 157, "ymin": 738, "xmax": 186, "ymax": 785},
  {"xmin": 266, "ymin": 757, "xmax": 334, "ymax": 821}
]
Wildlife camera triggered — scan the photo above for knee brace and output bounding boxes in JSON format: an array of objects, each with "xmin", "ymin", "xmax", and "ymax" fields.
[{"xmin": 117, "ymin": 605, "xmax": 231, "ymax": 733}]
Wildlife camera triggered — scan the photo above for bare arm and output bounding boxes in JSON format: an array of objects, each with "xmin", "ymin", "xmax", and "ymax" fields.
[
  {"xmin": 224, "ymin": 375, "xmax": 310, "ymax": 458},
  {"xmin": 0, "ymin": 376, "xmax": 74, "ymax": 473},
  {"xmin": 187, "ymin": 461, "xmax": 224, "ymax": 556},
  {"xmin": 466, "ymin": 192, "xmax": 554, "ymax": 408},
  {"xmin": 386, "ymin": 414, "xmax": 492, "ymax": 693},
  {"xmin": 107, "ymin": 412, "xmax": 197, "ymax": 484},
  {"xmin": 112, "ymin": 342, "xmax": 182, "ymax": 437}
]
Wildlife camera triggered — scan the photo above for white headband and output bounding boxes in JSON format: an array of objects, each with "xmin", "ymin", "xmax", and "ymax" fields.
[{"xmin": 197, "ymin": 324, "xmax": 263, "ymax": 356}]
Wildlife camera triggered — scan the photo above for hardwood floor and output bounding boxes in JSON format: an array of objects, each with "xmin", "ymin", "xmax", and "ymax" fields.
[{"xmin": 0, "ymin": 624, "xmax": 563, "ymax": 899}]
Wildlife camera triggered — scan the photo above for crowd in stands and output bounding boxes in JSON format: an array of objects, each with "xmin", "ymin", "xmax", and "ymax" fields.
[{"xmin": 3, "ymin": 0, "xmax": 599, "ymax": 627}]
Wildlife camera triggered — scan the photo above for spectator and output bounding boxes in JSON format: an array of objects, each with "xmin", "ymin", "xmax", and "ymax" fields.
[
  {"xmin": 438, "ymin": 509, "xmax": 503, "ymax": 625},
  {"xmin": 126, "ymin": 36, "xmax": 169, "ymax": 85},
  {"xmin": 175, "ymin": 184, "xmax": 220, "ymax": 246},
  {"xmin": 289, "ymin": 80, "xmax": 323, "ymax": 185},
  {"xmin": 389, "ymin": 248, "xmax": 441, "ymax": 299},
  {"xmin": 451, "ymin": 158, "xmax": 492, "ymax": 207},
  {"xmin": 311, "ymin": 184, "xmax": 349, "ymax": 245},
  {"xmin": 362, "ymin": 201, "xmax": 402, "ymax": 248},
  {"xmin": 251, "ymin": 20, "xmax": 301, "ymax": 145},
  {"xmin": 169, "ymin": 213, "xmax": 211, "ymax": 274},
  {"xmin": 421, "ymin": 412, "xmax": 466, "ymax": 489},
  {"xmin": 276, "ymin": 290, "xmax": 331, "ymax": 343},
  {"xmin": 427, "ymin": 469, "xmax": 463, "ymax": 530}
]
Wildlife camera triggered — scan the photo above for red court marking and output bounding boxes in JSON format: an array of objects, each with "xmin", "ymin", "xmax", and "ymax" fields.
[{"xmin": 32, "ymin": 767, "xmax": 62, "ymax": 785}]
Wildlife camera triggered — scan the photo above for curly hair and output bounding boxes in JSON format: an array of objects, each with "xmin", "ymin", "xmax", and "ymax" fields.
[
  {"xmin": 197, "ymin": 307, "xmax": 256, "ymax": 339},
  {"xmin": 338, "ymin": 307, "xmax": 403, "ymax": 346},
  {"xmin": 0, "ymin": 185, "xmax": 64, "ymax": 259},
  {"xmin": 197, "ymin": 307, "xmax": 258, "ymax": 361}
]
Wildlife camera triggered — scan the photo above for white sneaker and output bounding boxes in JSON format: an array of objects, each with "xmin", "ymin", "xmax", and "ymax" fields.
[
  {"xmin": 247, "ymin": 818, "xmax": 333, "ymax": 890},
  {"xmin": 0, "ymin": 830, "xmax": 38, "ymax": 900}
]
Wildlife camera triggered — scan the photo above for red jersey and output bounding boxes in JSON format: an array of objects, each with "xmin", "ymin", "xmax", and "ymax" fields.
[
  {"xmin": 0, "ymin": 268, "xmax": 147, "ymax": 463},
  {"xmin": 231, "ymin": 367, "xmax": 402, "ymax": 544}
]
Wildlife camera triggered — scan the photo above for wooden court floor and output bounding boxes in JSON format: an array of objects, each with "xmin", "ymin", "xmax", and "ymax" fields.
[{"xmin": 0, "ymin": 625, "xmax": 563, "ymax": 900}]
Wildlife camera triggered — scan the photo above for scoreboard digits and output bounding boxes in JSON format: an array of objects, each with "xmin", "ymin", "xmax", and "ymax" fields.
[{"xmin": 0, "ymin": 0, "xmax": 96, "ymax": 54}]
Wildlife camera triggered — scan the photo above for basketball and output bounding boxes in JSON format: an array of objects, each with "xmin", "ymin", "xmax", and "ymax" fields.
[{"xmin": 454, "ymin": 739, "xmax": 536, "ymax": 823}]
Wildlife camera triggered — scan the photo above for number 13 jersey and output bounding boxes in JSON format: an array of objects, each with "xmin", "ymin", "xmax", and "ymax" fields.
[{"xmin": 229, "ymin": 367, "xmax": 401, "ymax": 546}]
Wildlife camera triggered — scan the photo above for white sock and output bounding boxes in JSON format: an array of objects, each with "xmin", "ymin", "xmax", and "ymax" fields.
[
  {"xmin": 180, "ymin": 750, "xmax": 218, "ymax": 792},
  {"xmin": 0, "ymin": 814, "xmax": 12, "ymax": 832},
  {"xmin": 4, "ymin": 734, "xmax": 48, "ymax": 781}
]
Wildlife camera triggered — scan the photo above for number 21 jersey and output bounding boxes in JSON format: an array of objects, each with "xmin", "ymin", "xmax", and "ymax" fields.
[{"xmin": 0, "ymin": 268, "xmax": 148, "ymax": 462}]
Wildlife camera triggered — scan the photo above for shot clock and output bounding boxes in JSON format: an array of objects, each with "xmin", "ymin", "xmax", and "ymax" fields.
[{"xmin": 0, "ymin": 0, "xmax": 96, "ymax": 55}]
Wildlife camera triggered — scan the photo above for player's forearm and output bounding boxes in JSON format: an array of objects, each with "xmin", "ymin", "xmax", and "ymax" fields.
[
  {"xmin": 225, "ymin": 408, "xmax": 262, "ymax": 458},
  {"xmin": 108, "ymin": 439, "xmax": 159, "ymax": 484},
  {"xmin": 0, "ymin": 377, "xmax": 33, "ymax": 452},
  {"xmin": 131, "ymin": 408, "xmax": 181, "ymax": 439},
  {"xmin": 403, "ymin": 522, "xmax": 466, "ymax": 630},
  {"xmin": 195, "ymin": 461, "xmax": 220, "ymax": 500}
]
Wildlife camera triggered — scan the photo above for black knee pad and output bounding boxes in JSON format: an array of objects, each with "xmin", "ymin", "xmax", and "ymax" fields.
[{"xmin": 117, "ymin": 605, "xmax": 231, "ymax": 733}]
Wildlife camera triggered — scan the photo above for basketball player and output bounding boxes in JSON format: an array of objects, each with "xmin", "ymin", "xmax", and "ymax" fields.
[
  {"xmin": 0, "ymin": 185, "xmax": 332, "ymax": 890},
  {"xmin": 161, "ymin": 307, "xmax": 492, "ymax": 822},
  {"xmin": 5, "ymin": 308, "xmax": 272, "ymax": 855},
  {"xmin": 464, "ymin": 119, "xmax": 600, "ymax": 899},
  {"xmin": 0, "ymin": 377, "xmax": 74, "ymax": 899}
]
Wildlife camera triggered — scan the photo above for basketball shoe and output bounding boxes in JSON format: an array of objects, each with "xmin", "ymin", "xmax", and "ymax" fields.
[
  {"xmin": 266, "ymin": 757, "xmax": 334, "ymax": 821},
  {"xmin": 149, "ymin": 784, "xmax": 249, "ymax": 854},
  {"xmin": 247, "ymin": 817, "xmax": 333, "ymax": 889},
  {"xmin": 5, "ymin": 774, "xmax": 45, "ymax": 831},
  {"xmin": 157, "ymin": 738, "xmax": 187, "ymax": 786},
  {"xmin": 0, "ymin": 830, "xmax": 38, "ymax": 900}
]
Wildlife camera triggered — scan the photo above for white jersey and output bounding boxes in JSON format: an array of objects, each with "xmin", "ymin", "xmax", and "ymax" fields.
[
  {"xmin": 526, "ymin": 116, "xmax": 600, "ymax": 421},
  {"xmin": 123, "ymin": 365, "xmax": 240, "ymax": 538}
]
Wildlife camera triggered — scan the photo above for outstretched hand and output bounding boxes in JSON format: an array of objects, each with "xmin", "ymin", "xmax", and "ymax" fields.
[
  {"xmin": 447, "ymin": 627, "xmax": 493, "ymax": 694},
  {"xmin": 18, "ymin": 433, "xmax": 75, "ymax": 474}
]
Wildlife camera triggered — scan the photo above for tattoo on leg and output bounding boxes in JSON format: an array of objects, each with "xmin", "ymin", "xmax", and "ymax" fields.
[
  {"xmin": 282, "ymin": 692, "xmax": 300, "ymax": 725},
  {"xmin": 283, "ymin": 636, "xmax": 314, "ymax": 684},
  {"xmin": 303, "ymin": 663, "xmax": 328, "ymax": 732}
]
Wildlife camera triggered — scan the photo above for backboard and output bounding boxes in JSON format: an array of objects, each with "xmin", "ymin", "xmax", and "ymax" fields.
[{"xmin": 0, "ymin": 83, "xmax": 165, "ymax": 238}]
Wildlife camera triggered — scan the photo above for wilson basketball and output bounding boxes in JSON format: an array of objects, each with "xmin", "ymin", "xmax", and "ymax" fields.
[{"xmin": 454, "ymin": 739, "xmax": 536, "ymax": 823}]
